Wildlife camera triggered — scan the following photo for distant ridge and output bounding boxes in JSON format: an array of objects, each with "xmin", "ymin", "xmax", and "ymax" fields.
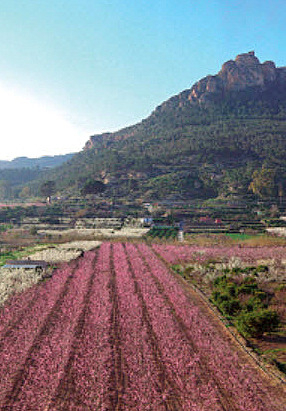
[{"xmin": 0, "ymin": 153, "xmax": 75, "ymax": 170}]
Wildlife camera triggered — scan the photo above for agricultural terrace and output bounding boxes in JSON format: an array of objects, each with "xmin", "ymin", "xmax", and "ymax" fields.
[
  {"xmin": 28, "ymin": 240, "xmax": 102, "ymax": 262},
  {"xmin": 0, "ymin": 242, "xmax": 284, "ymax": 410}
]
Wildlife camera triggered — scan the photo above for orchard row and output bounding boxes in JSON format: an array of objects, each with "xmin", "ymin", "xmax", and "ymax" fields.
[{"xmin": 0, "ymin": 243, "xmax": 282, "ymax": 410}]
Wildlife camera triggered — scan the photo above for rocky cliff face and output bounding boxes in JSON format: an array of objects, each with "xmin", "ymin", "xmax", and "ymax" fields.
[
  {"xmin": 84, "ymin": 129, "xmax": 136, "ymax": 150},
  {"xmin": 187, "ymin": 51, "xmax": 285, "ymax": 104},
  {"xmin": 84, "ymin": 132, "xmax": 113, "ymax": 150},
  {"xmin": 157, "ymin": 52, "xmax": 286, "ymax": 110},
  {"xmin": 85, "ymin": 52, "xmax": 286, "ymax": 149}
]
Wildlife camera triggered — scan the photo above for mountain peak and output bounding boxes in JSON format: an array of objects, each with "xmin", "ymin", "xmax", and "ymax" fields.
[
  {"xmin": 219, "ymin": 51, "xmax": 276, "ymax": 90},
  {"xmin": 85, "ymin": 52, "xmax": 286, "ymax": 150},
  {"xmin": 234, "ymin": 51, "xmax": 260, "ymax": 66},
  {"xmin": 185, "ymin": 51, "xmax": 282, "ymax": 106}
]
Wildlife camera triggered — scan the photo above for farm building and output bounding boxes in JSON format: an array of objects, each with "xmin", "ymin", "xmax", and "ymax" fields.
[{"xmin": 4, "ymin": 260, "xmax": 49, "ymax": 272}]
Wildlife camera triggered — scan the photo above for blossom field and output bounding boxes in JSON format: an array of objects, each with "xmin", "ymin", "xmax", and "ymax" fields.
[
  {"xmin": 152, "ymin": 243, "xmax": 286, "ymax": 265},
  {"xmin": 0, "ymin": 242, "xmax": 284, "ymax": 410}
]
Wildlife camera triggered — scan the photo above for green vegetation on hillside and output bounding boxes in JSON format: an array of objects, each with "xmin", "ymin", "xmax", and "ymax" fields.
[{"xmin": 38, "ymin": 84, "xmax": 286, "ymax": 202}]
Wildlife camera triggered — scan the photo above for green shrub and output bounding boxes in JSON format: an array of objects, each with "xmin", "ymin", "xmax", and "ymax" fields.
[
  {"xmin": 213, "ymin": 275, "xmax": 228, "ymax": 287},
  {"xmin": 253, "ymin": 291, "xmax": 268, "ymax": 302},
  {"xmin": 241, "ymin": 266, "xmax": 257, "ymax": 274},
  {"xmin": 221, "ymin": 268, "xmax": 231, "ymax": 274},
  {"xmin": 185, "ymin": 266, "xmax": 193, "ymax": 274},
  {"xmin": 238, "ymin": 283, "xmax": 258, "ymax": 294},
  {"xmin": 235, "ymin": 309, "xmax": 280, "ymax": 338},
  {"xmin": 231, "ymin": 267, "xmax": 243, "ymax": 274},
  {"xmin": 226, "ymin": 282, "xmax": 237, "ymax": 297},
  {"xmin": 220, "ymin": 298, "xmax": 241, "ymax": 316},
  {"xmin": 211, "ymin": 290, "xmax": 229, "ymax": 304},
  {"xmin": 243, "ymin": 276, "xmax": 257, "ymax": 284},
  {"xmin": 245, "ymin": 295, "xmax": 267, "ymax": 311},
  {"xmin": 256, "ymin": 265, "xmax": 269, "ymax": 272},
  {"xmin": 172, "ymin": 265, "xmax": 183, "ymax": 274},
  {"xmin": 211, "ymin": 273, "xmax": 278, "ymax": 339}
]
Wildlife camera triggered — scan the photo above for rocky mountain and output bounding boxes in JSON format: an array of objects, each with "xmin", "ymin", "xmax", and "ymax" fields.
[
  {"xmin": 85, "ymin": 51, "xmax": 286, "ymax": 150},
  {"xmin": 39, "ymin": 52, "xmax": 286, "ymax": 202},
  {"xmin": 155, "ymin": 51, "xmax": 286, "ymax": 109}
]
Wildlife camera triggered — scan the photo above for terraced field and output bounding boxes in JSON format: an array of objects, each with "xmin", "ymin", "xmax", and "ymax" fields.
[{"xmin": 0, "ymin": 242, "xmax": 284, "ymax": 410}]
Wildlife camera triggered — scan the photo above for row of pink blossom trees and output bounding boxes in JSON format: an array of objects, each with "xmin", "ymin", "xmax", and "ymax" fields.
[
  {"xmin": 152, "ymin": 243, "xmax": 286, "ymax": 264},
  {"xmin": 125, "ymin": 242, "xmax": 224, "ymax": 410},
  {"xmin": 50, "ymin": 242, "xmax": 113, "ymax": 410},
  {"xmin": 138, "ymin": 243, "xmax": 278, "ymax": 410},
  {"xmin": 0, "ymin": 253, "xmax": 97, "ymax": 409},
  {"xmin": 0, "ymin": 242, "xmax": 283, "ymax": 410}
]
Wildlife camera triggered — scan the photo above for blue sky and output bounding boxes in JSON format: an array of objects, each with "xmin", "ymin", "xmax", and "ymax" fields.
[{"xmin": 0, "ymin": 0, "xmax": 285, "ymax": 159}]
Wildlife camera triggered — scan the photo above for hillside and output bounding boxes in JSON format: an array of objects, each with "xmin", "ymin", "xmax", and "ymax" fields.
[
  {"xmin": 40, "ymin": 52, "xmax": 286, "ymax": 202},
  {"xmin": 0, "ymin": 154, "xmax": 75, "ymax": 199}
]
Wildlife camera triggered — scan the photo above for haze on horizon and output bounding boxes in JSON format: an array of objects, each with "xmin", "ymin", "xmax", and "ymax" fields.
[{"xmin": 0, "ymin": 0, "xmax": 285, "ymax": 161}]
